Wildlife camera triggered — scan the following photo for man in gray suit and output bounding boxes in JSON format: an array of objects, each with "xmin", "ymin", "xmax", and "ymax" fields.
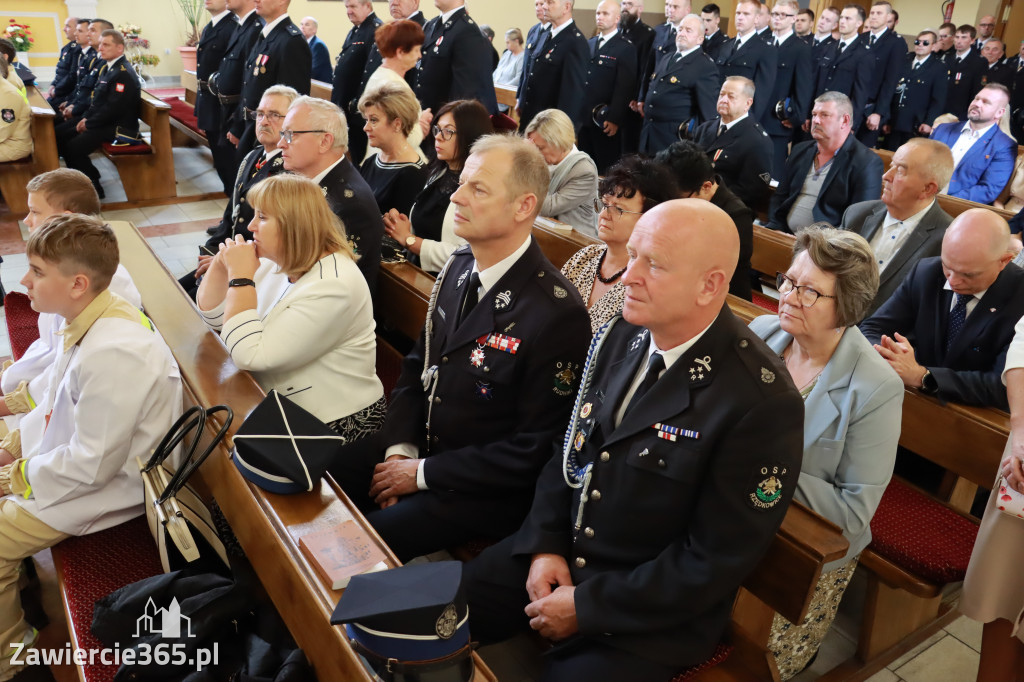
[{"xmin": 841, "ymin": 138, "xmax": 954, "ymax": 314}]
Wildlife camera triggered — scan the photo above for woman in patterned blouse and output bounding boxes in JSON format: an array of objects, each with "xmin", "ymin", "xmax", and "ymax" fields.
[{"xmin": 560, "ymin": 155, "xmax": 678, "ymax": 333}]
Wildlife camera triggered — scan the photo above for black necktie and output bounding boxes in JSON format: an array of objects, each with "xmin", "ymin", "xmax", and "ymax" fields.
[
  {"xmin": 625, "ymin": 353, "xmax": 665, "ymax": 416},
  {"xmin": 718, "ymin": 123, "xmax": 727, "ymax": 137},
  {"xmin": 913, "ymin": 61, "xmax": 919, "ymax": 70},
  {"xmin": 731, "ymin": 38, "xmax": 740, "ymax": 57},
  {"xmin": 946, "ymin": 293, "xmax": 970, "ymax": 353},
  {"xmin": 457, "ymin": 273, "xmax": 481, "ymax": 327},
  {"xmin": 593, "ymin": 37, "xmax": 604, "ymax": 58},
  {"xmin": 869, "ymin": 34, "xmax": 877, "ymax": 46}
]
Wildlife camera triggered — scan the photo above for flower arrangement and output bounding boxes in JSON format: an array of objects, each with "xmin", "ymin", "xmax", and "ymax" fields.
[
  {"xmin": 119, "ymin": 25, "xmax": 160, "ymax": 76},
  {"xmin": 117, "ymin": 23, "xmax": 142, "ymax": 39},
  {"xmin": 5, "ymin": 20, "xmax": 33, "ymax": 52}
]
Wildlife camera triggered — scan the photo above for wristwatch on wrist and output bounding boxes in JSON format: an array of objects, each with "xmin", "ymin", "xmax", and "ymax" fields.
[
  {"xmin": 920, "ymin": 369, "xmax": 938, "ymax": 395},
  {"xmin": 228, "ymin": 278, "xmax": 256, "ymax": 288},
  {"xmin": 405, "ymin": 235, "xmax": 417, "ymax": 247}
]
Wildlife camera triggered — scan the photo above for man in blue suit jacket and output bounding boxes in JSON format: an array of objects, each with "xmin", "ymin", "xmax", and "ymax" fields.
[
  {"xmin": 768, "ymin": 92, "xmax": 883, "ymax": 232},
  {"xmin": 299, "ymin": 17, "xmax": 332, "ymax": 82},
  {"xmin": 860, "ymin": 209, "xmax": 1024, "ymax": 410},
  {"xmin": 930, "ymin": 83, "xmax": 1017, "ymax": 204}
]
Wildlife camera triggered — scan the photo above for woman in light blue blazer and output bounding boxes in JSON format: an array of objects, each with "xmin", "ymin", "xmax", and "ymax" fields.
[{"xmin": 749, "ymin": 224, "xmax": 904, "ymax": 680}]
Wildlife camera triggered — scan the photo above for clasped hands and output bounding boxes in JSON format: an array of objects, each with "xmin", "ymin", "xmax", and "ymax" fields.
[
  {"xmin": 524, "ymin": 553, "xmax": 579, "ymax": 640},
  {"xmin": 873, "ymin": 332, "xmax": 927, "ymax": 388},
  {"xmin": 205, "ymin": 235, "xmax": 259, "ymax": 281},
  {"xmin": 1005, "ymin": 432, "xmax": 1024, "ymax": 493}
]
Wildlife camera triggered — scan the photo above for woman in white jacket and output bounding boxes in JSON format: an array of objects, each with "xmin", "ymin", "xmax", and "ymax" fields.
[{"xmin": 198, "ymin": 174, "xmax": 385, "ymax": 439}]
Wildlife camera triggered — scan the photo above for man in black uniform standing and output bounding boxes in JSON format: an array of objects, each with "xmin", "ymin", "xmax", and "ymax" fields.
[
  {"xmin": 330, "ymin": 0, "xmax": 381, "ymax": 164},
  {"xmin": 209, "ymin": 0, "xmax": 261, "ymax": 171},
  {"xmin": 517, "ymin": 0, "xmax": 589, "ymax": 131},
  {"xmin": 337, "ymin": 135, "xmax": 591, "ymax": 562},
  {"xmin": 56, "ymin": 29, "xmax": 140, "ymax": 198},
  {"xmin": 637, "ymin": 0, "xmax": 686, "ymax": 104},
  {"xmin": 580, "ymin": 0, "xmax": 637, "ymax": 174},
  {"xmin": 1005, "ymin": 40, "xmax": 1024, "ymax": 140},
  {"xmin": 619, "ymin": 0, "xmax": 655, "ymax": 154},
  {"xmin": 884, "ymin": 31, "xmax": 949, "ymax": 151},
  {"xmin": 812, "ymin": 5, "xmax": 872, "ymax": 129},
  {"xmin": 980, "ymin": 39, "xmax": 1012, "ymax": 87},
  {"xmin": 857, "ymin": 1, "xmax": 908, "ymax": 149},
  {"xmin": 701, "ymin": 4, "xmax": 728, "ymax": 61},
  {"xmin": 716, "ymin": 0, "xmax": 776, "ymax": 121},
  {"xmin": 694, "ymin": 76, "xmax": 772, "ymax": 211},
  {"xmin": 640, "ymin": 14, "xmax": 719, "ymax": 155},
  {"xmin": 355, "ymin": 0, "xmax": 425, "ymax": 127},
  {"xmin": 234, "ymin": 0, "xmax": 310, "ymax": 161},
  {"xmin": 943, "ymin": 25, "xmax": 987, "ymax": 120},
  {"xmin": 416, "ymin": 0, "xmax": 498, "ymax": 116},
  {"xmin": 759, "ymin": 0, "xmax": 812, "ymax": 179},
  {"xmin": 462, "ymin": 198, "xmax": 803, "ymax": 680},
  {"xmin": 195, "ymin": 0, "xmax": 238, "ymax": 195}
]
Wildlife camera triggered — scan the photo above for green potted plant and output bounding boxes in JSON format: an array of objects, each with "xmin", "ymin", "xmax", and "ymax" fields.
[{"xmin": 174, "ymin": 0, "xmax": 207, "ymax": 71}]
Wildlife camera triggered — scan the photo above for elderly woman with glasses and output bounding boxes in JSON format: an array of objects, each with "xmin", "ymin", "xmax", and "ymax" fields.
[
  {"xmin": 748, "ymin": 225, "xmax": 904, "ymax": 680},
  {"xmin": 382, "ymin": 99, "xmax": 494, "ymax": 273},
  {"xmin": 525, "ymin": 109, "xmax": 600, "ymax": 237},
  {"xmin": 560, "ymin": 155, "xmax": 678, "ymax": 333}
]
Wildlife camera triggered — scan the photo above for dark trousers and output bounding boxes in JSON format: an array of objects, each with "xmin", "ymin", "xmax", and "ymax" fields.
[
  {"xmin": 620, "ymin": 109, "xmax": 644, "ymax": 155},
  {"xmin": 56, "ymin": 121, "xmax": 113, "ymax": 184},
  {"xmin": 768, "ymin": 132, "xmax": 793, "ymax": 181},
  {"xmin": 884, "ymin": 129, "xmax": 917, "ymax": 151},
  {"xmin": 236, "ymin": 121, "xmax": 258, "ymax": 168},
  {"xmin": 328, "ymin": 438, "xmax": 531, "ymax": 563},
  {"xmin": 205, "ymin": 124, "xmax": 238, "ymax": 195},
  {"xmin": 579, "ymin": 123, "xmax": 623, "ymax": 175},
  {"xmin": 465, "ymin": 536, "xmax": 683, "ymax": 682},
  {"xmin": 348, "ymin": 125, "xmax": 368, "ymax": 168},
  {"xmin": 856, "ymin": 121, "xmax": 881, "ymax": 149}
]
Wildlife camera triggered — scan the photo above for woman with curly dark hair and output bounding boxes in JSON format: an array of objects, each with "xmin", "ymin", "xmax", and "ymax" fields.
[{"xmin": 560, "ymin": 155, "xmax": 678, "ymax": 333}]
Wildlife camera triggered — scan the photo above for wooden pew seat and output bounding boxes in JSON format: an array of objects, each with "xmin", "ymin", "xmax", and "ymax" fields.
[
  {"xmin": 100, "ymin": 93, "xmax": 176, "ymax": 203},
  {"xmin": 0, "ymin": 86, "xmax": 60, "ymax": 213},
  {"xmin": 156, "ymin": 94, "xmax": 208, "ymax": 147}
]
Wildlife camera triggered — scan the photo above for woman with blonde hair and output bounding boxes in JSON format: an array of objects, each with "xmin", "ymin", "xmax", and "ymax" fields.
[
  {"xmin": 524, "ymin": 109, "xmax": 599, "ymax": 236},
  {"xmin": 358, "ymin": 81, "xmax": 428, "ymax": 215},
  {"xmin": 361, "ymin": 19, "xmax": 430, "ymax": 159},
  {"xmin": 198, "ymin": 174, "xmax": 385, "ymax": 440}
]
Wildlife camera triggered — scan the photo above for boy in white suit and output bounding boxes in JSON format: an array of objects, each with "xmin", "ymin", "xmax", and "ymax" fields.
[{"xmin": 0, "ymin": 215, "xmax": 180, "ymax": 679}]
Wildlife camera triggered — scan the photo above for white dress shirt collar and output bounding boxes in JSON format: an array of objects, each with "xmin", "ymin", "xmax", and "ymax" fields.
[
  {"xmin": 550, "ymin": 18, "xmax": 574, "ymax": 39},
  {"xmin": 311, "ymin": 156, "xmax": 346, "ymax": 185},
  {"xmin": 722, "ymin": 112, "xmax": 748, "ymax": 131},
  {"xmin": 210, "ymin": 10, "xmax": 231, "ymax": 26},
  {"xmin": 440, "ymin": 5, "xmax": 465, "ymax": 24},
  {"xmin": 261, "ymin": 13, "xmax": 289, "ymax": 37},
  {"xmin": 474, "ymin": 236, "xmax": 533, "ymax": 294}
]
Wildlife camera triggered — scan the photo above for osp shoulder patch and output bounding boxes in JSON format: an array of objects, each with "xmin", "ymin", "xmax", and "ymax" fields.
[{"xmin": 747, "ymin": 463, "xmax": 789, "ymax": 511}]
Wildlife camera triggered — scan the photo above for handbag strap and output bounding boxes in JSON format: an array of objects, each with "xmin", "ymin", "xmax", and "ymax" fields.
[
  {"xmin": 142, "ymin": 405, "xmax": 205, "ymax": 473},
  {"xmin": 158, "ymin": 404, "xmax": 234, "ymax": 503}
]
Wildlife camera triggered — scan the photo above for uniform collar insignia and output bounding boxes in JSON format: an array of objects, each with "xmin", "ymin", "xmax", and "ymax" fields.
[
  {"xmin": 687, "ymin": 355, "xmax": 712, "ymax": 382},
  {"xmin": 629, "ymin": 329, "xmax": 649, "ymax": 352}
]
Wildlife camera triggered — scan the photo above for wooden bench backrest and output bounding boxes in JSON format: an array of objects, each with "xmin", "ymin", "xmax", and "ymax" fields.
[
  {"xmin": 377, "ymin": 237, "xmax": 849, "ymax": 626},
  {"xmin": 109, "ymin": 221, "xmax": 497, "ymax": 682},
  {"xmin": 310, "ymin": 79, "xmax": 332, "ymax": 102},
  {"xmin": 25, "ymin": 86, "xmax": 59, "ymax": 172}
]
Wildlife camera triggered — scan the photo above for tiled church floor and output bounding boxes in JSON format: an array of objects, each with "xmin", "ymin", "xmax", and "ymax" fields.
[{"xmin": 0, "ymin": 140, "xmax": 987, "ymax": 682}]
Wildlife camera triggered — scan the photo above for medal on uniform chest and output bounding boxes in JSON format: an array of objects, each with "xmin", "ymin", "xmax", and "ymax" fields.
[{"xmin": 470, "ymin": 346, "xmax": 485, "ymax": 367}]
